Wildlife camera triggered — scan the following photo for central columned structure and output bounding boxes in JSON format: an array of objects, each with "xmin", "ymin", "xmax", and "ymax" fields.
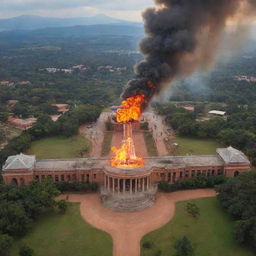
[{"xmin": 101, "ymin": 165, "xmax": 157, "ymax": 212}]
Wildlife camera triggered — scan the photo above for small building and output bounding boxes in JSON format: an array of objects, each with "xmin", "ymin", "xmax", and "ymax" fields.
[
  {"xmin": 50, "ymin": 115, "xmax": 61, "ymax": 122},
  {"xmin": 7, "ymin": 116, "xmax": 37, "ymax": 130},
  {"xmin": 7, "ymin": 100, "xmax": 19, "ymax": 107},
  {"xmin": 51, "ymin": 104, "xmax": 69, "ymax": 113},
  {"xmin": 208, "ymin": 110, "xmax": 226, "ymax": 117},
  {"xmin": 182, "ymin": 106, "xmax": 195, "ymax": 112}
]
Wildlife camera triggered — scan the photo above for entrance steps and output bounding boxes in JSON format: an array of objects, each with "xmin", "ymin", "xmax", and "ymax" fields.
[{"xmin": 102, "ymin": 194, "xmax": 155, "ymax": 212}]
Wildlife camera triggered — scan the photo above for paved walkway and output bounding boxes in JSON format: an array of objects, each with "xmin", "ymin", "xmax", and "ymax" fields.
[{"xmin": 61, "ymin": 189, "xmax": 216, "ymax": 256}]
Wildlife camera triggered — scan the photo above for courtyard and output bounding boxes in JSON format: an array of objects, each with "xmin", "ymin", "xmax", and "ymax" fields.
[{"xmin": 9, "ymin": 189, "xmax": 255, "ymax": 256}]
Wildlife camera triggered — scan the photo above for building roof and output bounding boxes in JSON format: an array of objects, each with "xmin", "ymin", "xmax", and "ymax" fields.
[
  {"xmin": 147, "ymin": 155, "xmax": 224, "ymax": 169},
  {"xmin": 3, "ymin": 153, "xmax": 35, "ymax": 170},
  {"xmin": 35, "ymin": 158, "xmax": 108, "ymax": 171},
  {"xmin": 216, "ymin": 146, "xmax": 250, "ymax": 164},
  {"xmin": 208, "ymin": 110, "xmax": 226, "ymax": 116}
]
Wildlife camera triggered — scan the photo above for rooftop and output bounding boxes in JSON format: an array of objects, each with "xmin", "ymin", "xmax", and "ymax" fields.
[
  {"xmin": 147, "ymin": 155, "xmax": 224, "ymax": 169},
  {"xmin": 3, "ymin": 153, "xmax": 35, "ymax": 170},
  {"xmin": 35, "ymin": 158, "xmax": 108, "ymax": 171},
  {"xmin": 217, "ymin": 146, "xmax": 250, "ymax": 164}
]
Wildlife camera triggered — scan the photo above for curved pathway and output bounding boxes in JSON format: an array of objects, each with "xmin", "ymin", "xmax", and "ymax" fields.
[{"xmin": 62, "ymin": 189, "xmax": 216, "ymax": 256}]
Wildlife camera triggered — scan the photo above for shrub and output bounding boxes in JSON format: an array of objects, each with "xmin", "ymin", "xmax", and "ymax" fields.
[
  {"xmin": 173, "ymin": 236, "xmax": 194, "ymax": 256},
  {"xmin": 142, "ymin": 241, "xmax": 154, "ymax": 249},
  {"xmin": 186, "ymin": 203, "xmax": 200, "ymax": 218},
  {"xmin": 0, "ymin": 234, "xmax": 13, "ymax": 256},
  {"xmin": 19, "ymin": 245, "xmax": 35, "ymax": 256},
  {"xmin": 54, "ymin": 182, "xmax": 98, "ymax": 193},
  {"xmin": 56, "ymin": 200, "xmax": 68, "ymax": 213},
  {"xmin": 158, "ymin": 175, "xmax": 227, "ymax": 192}
]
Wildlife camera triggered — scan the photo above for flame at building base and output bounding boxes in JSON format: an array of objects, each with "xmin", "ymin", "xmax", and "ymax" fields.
[{"xmin": 111, "ymin": 122, "xmax": 144, "ymax": 168}]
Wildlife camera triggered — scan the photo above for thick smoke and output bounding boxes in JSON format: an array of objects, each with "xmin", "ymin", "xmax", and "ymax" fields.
[{"xmin": 122, "ymin": 0, "xmax": 256, "ymax": 106}]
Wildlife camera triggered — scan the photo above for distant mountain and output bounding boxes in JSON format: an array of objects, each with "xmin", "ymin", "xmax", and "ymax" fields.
[{"xmin": 0, "ymin": 14, "xmax": 140, "ymax": 31}]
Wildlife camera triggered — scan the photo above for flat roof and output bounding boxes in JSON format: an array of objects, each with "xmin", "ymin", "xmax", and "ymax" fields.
[
  {"xmin": 35, "ymin": 158, "xmax": 108, "ymax": 171},
  {"xmin": 34, "ymin": 155, "xmax": 224, "ymax": 171},
  {"xmin": 146, "ymin": 155, "xmax": 224, "ymax": 169}
]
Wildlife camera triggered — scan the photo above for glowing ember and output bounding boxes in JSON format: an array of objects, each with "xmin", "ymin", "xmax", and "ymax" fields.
[
  {"xmin": 111, "ymin": 102, "xmax": 145, "ymax": 168},
  {"xmin": 116, "ymin": 94, "xmax": 146, "ymax": 123}
]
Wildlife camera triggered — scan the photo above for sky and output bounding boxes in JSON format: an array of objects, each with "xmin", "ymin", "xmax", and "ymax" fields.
[{"xmin": 0, "ymin": 0, "xmax": 154, "ymax": 21}]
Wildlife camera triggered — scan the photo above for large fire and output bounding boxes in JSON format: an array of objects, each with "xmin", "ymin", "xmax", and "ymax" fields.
[
  {"xmin": 111, "ymin": 95, "xmax": 146, "ymax": 168},
  {"xmin": 116, "ymin": 94, "xmax": 146, "ymax": 123}
]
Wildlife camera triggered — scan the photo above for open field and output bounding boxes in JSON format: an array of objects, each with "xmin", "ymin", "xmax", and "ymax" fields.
[
  {"xmin": 26, "ymin": 136, "xmax": 90, "ymax": 159},
  {"xmin": 101, "ymin": 131, "xmax": 113, "ymax": 156},
  {"xmin": 144, "ymin": 131, "xmax": 158, "ymax": 156},
  {"xmin": 11, "ymin": 203, "xmax": 112, "ymax": 256},
  {"xmin": 174, "ymin": 137, "xmax": 222, "ymax": 155},
  {"xmin": 141, "ymin": 197, "xmax": 254, "ymax": 256}
]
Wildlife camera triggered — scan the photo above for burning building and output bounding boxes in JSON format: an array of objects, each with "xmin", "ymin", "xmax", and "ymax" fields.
[{"xmin": 2, "ymin": 1, "xmax": 256, "ymax": 212}]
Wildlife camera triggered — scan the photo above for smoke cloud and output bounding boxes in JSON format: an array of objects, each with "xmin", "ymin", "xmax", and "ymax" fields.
[{"xmin": 122, "ymin": 0, "xmax": 256, "ymax": 107}]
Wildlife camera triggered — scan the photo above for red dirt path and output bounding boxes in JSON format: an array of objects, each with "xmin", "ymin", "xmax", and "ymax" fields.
[{"xmin": 60, "ymin": 189, "xmax": 216, "ymax": 256}]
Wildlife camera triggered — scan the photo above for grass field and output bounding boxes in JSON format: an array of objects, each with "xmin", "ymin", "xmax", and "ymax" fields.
[
  {"xmin": 11, "ymin": 203, "xmax": 112, "ymax": 256},
  {"xmin": 144, "ymin": 131, "xmax": 158, "ymax": 156},
  {"xmin": 174, "ymin": 137, "xmax": 222, "ymax": 156},
  {"xmin": 141, "ymin": 197, "xmax": 254, "ymax": 256},
  {"xmin": 26, "ymin": 136, "xmax": 91, "ymax": 159},
  {"xmin": 101, "ymin": 131, "xmax": 113, "ymax": 156}
]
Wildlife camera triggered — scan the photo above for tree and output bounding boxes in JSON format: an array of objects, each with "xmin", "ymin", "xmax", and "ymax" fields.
[
  {"xmin": 173, "ymin": 236, "xmax": 194, "ymax": 256},
  {"xmin": 19, "ymin": 245, "xmax": 35, "ymax": 256},
  {"xmin": 56, "ymin": 200, "xmax": 68, "ymax": 213},
  {"xmin": 0, "ymin": 234, "xmax": 13, "ymax": 256},
  {"xmin": 216, "ymin": 172, "xmax": 256, "ymax": 250},
  {"xmin": 12, "ymin": 104, "xmax": 31, "ymax": 118},
  {"xmin": 0, "ymin": 129, "xmax": 6, "ymax": 143},
  {"xmin": 186, "ymin": 203, "xmax": 200, "ymax": 218},
  {"xmin": 142, "ymin": 241, "xmax": 154, "ymax": 249}
]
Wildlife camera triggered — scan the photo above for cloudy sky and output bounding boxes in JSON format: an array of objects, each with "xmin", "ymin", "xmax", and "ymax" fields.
[{"xmin": 0, "ymin": 0, "xmax": 154, "ymax": 21}]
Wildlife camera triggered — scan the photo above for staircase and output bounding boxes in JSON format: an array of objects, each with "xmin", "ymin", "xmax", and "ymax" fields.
[{"xmin": 102, "ymin": 193, "xmax": 156, "ymax": 212}]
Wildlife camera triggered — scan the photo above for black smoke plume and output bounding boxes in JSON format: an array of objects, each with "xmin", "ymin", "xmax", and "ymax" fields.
[{"xmin": 122, "ymin": 0, "xmax": 256, "ymax": 106}]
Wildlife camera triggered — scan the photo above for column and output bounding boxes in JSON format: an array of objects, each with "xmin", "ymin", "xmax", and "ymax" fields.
[
  {"xmin": 147, "ymin": 176, "xmax": 149, "ymax": 190},
  {"xmin": 135, "ymin": 178, "xmax": 137, "ymax": 193},
  {"xmin": 130, "ymin": 179, "xmax": 132, "ymax": 194},
  {"xmin": 142, "ymin": 178, "xmax": 145, "ymax": 192},
  {"xmin": 117, "ymin": 179, "xmax": 120, "ymax": 195},
  {"xmin": 104, "ymin": 175, "xmax": 106, "ymax": 189},
  {"xmin": 112, "ymin": 178, "xmax": 115, "ymax": 194},
  {"xmin": 123, "ymin": 179, "xmax": 125, "ymax": 193},
  {"xmin": 108, "ymin": 176, "xmax": 110, "ymax": 192}
]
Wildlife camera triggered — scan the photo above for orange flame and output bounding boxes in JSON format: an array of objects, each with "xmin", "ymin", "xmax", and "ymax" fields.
[
  {"xmin": 111, "ymin": 95, "xmax": 146, "ymax": 168},
  {"xmin": 116, "ymin": 94, "xmax": 146, "ymax": 123},
  {"xmin": 111, "ymin": 142, "xmax": 144, "ymax": 168}
]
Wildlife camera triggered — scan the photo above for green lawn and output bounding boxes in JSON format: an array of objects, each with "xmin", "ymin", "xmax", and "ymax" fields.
[
  {"xmin": 26, "ymin": 136, "xmax": 91, "ymax": 159},
  {"xmin": 101, "ymin": 131, "xmax": 113, "ymax": 156},
  {"xmin": 144, "ymin": 131, "xmax": 158, "ymax": 156},
  {"xmin": 174, "ymin": 137, "xmax": 222, "ymax": 155},
  {"xmin": 141, "ymin": 197, "xmax": 254, "ymax": 256},
  {"xmin": 11, "ymin": 203, "xmax": 112, "ymax": 256}
]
